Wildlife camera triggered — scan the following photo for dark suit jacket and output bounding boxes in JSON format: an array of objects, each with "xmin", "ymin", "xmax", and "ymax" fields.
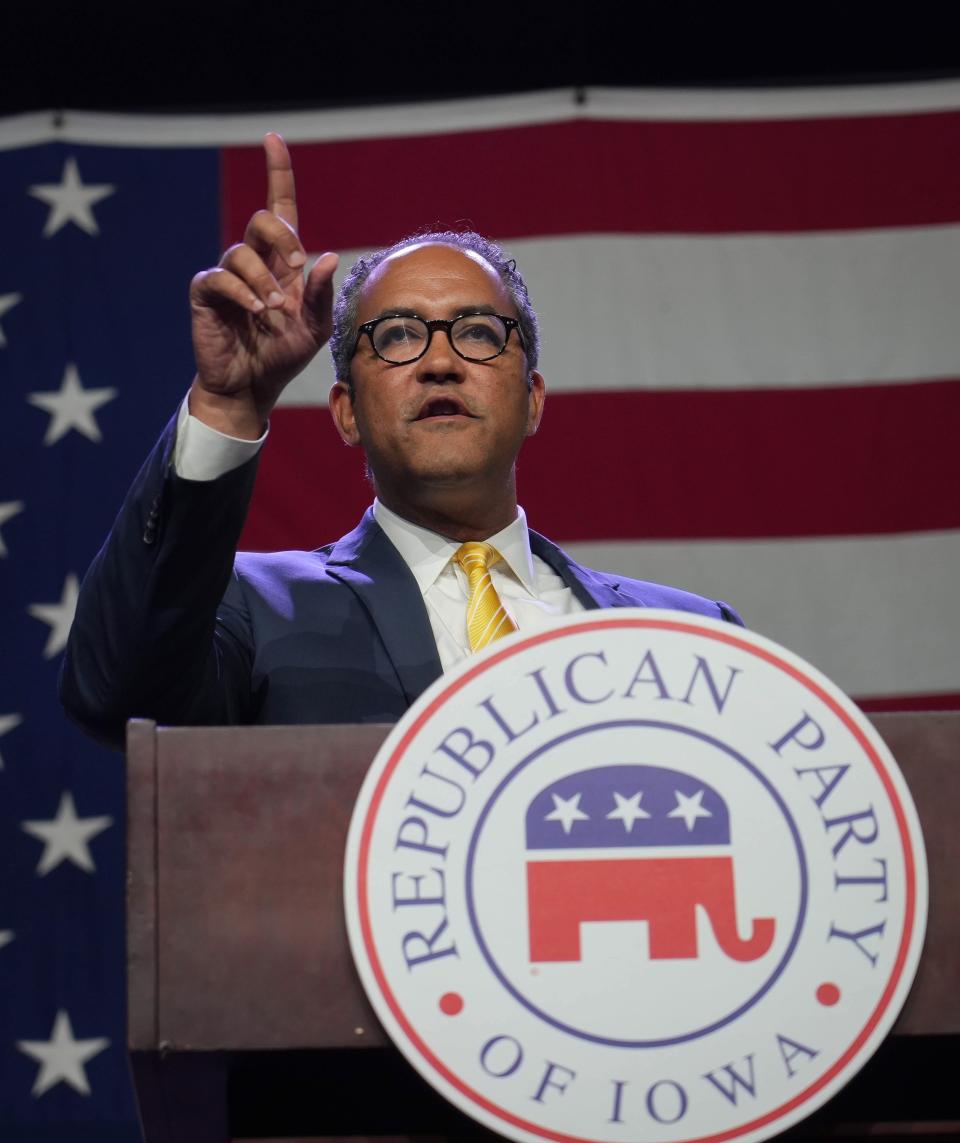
[{"xmin": 60, "ymin": 415, "xmax": 742, "ymax": 749}]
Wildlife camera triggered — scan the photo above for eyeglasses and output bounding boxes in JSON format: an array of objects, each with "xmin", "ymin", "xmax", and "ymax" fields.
[{"xmin": 353, "ymin": 313, "xmax": 524, "ymax": 365}]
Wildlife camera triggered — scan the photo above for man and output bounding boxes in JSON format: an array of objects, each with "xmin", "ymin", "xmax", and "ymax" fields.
[{"xmin": 61, "ymin": 135, "xmax": 741, "ymax": 749}]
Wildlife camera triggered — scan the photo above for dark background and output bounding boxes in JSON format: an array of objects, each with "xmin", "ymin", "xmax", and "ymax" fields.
[{"xmin": 4, "ymin": 3, "xmax": 960, "ymax": 116}]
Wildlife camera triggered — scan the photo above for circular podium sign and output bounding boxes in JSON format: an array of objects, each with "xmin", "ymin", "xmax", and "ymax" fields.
[{"xmin": 344, "ymin": 611, "xmax": 927, "ymax": 1143}]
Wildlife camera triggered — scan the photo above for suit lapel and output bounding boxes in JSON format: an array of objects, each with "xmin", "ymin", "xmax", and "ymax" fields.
[
  {"xmin": 321, "ymin": 517, "xmax": 637, "ymax": 709},
  {"xmin": 529, "ymin": 530, "xmax": 645, "ymax": 611},
  {"xmin": 324, "ymin": 510, "xmax": 443, "ymax": 706}
]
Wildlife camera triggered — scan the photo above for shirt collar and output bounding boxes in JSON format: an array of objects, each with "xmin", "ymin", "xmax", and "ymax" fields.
[{"xmin": 373, "ymin": 499, "xmax": 537, "ymax": 596}]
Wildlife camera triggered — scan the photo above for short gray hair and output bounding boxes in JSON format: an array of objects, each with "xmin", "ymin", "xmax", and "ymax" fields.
[{"xmin": 329, "ymin": 230, "xmax": 540, "ymax": 386}]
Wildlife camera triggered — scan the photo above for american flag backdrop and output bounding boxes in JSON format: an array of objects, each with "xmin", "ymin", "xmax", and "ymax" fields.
[{"xmin": 1, "ymin": 83, "xmax": 958, "ymax": 1137}]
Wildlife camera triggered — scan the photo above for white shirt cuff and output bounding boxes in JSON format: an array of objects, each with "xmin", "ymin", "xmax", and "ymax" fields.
[{"xmin": 173, "ymin": 396, "xmax": 268, "ymax": 481}]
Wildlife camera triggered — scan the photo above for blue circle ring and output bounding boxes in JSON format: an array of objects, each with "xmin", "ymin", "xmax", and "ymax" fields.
[{"xmin": 464, "ymin": 719, "xmax": 809, "ymax": 1049}]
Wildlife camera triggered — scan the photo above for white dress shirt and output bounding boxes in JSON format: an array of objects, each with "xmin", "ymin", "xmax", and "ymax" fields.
[
  {"xmin": 373, "ymin": 500, "xmax": 583, "ymax": 670},
  {"xmin": 174, "ymin": 397, "xmax": 268, "ymax": 480},
  {"xmin": 173, "ymin": 401, "xmax": 583, "ymax": 670}
]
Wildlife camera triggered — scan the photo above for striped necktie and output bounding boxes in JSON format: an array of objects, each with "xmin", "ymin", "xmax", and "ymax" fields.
[{"xmin": 454, "ymin": 542, "xmax": 518, "ymax": 651}]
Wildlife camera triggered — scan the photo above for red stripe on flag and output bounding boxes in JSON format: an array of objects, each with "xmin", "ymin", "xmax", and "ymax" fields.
[
  {"xmin": 239, "ymin": 378, "xmax": 959, "ymax": 549},
  {"xmin": 222, "ymin": 114, "xmax": 960, "ymax": 250}
]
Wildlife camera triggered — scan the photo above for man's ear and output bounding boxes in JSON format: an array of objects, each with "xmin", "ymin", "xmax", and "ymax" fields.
[
  {"xmin": 329, "ymin": 380, "xmax": 361, "ymax": 446},
  {"xmin": 526, "ymin": 370, "xmax": 546, "ymax": 437}
]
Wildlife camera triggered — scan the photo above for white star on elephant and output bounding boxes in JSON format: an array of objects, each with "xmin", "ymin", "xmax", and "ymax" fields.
[
  {"xmin": 606, "ymin": 791, "xmax": 651, "ymax": 832},
  {"xmin": 545, "ymin": 792, "xmax": 589, "ymax": 835},
  {"xmin": 668, "ymin": 788, "xmax": 713, "ymax": 831}
]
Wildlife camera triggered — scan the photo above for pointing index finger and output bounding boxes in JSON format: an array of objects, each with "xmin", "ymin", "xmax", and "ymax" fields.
[{"xmin": 264, "ymin": 132, "xmax": 298, "ymax": 233}]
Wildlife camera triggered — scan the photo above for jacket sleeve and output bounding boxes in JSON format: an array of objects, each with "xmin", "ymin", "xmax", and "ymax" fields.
[
  {"xmin": 59, "ymin": 412, "xmax": 261, "ymax": 749},
  {"xmin": 718, "ymin": 601, "xmax": 745, "ymax": 626}
]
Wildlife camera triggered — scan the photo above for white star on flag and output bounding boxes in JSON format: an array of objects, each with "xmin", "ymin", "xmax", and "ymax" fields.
[
  {"xmin": 544, "ymin": 791, "xmax": 590, "ymax": 835},
  {"xmin": 0, "ymin": 712, "xmax": 23, "ymax": 768},
  {"xmin": 28, "ymin": 572, "xmax": 79, "ymax": 659},
  {"xmin": 22, "ymin": 790, "xmax": 113, "ymax": 876},
  {"xmin": 606, "ymin": 790, "xmax": 652, "ymax": 832},
  {"xmin": 0, "ymin": 500, "xmax": 24, "ymax": 557},
  {"xmin": 0, "ymin": 291, "xmax": 22, "ymax": 347},
  {"xmin": 16, "ymin": 1009, "xmax": 110, "ymax": 1097},
  {"xmin": 668, "ymin": 788, "xmax": 713, "ymax": 831},
  {"xmin": 0, "ymin": 930, "xmax": 14, "ymax": 950},
  {"xmin": 28, "ymin": 157, "xmax": 116, "ymax": 238},
  {"xmin": 26, "ymin": 363, "xmax": 117, "ymax": 445}
]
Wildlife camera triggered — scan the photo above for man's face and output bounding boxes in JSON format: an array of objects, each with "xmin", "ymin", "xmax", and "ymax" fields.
[{"xmin": 330, "ymin": 243, "xmax": 544, "ymax": 512}]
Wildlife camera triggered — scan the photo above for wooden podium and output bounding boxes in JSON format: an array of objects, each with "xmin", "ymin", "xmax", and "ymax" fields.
[{"xmin": 125, "ymin": 714, "xmax": 960, "ymax": 1143}]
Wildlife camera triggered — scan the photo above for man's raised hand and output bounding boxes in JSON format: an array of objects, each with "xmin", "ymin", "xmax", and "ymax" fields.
[{"xmin": 189, "ymin": 133, "xmax": 339, "ymax": 438}]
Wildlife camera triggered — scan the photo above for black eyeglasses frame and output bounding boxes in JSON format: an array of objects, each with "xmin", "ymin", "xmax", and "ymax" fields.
[{"xmin": 352, "ymin": 313, "xmax": 525, "ymax": 365}]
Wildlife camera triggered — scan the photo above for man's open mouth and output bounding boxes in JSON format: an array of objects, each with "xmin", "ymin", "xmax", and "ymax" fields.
[{"xmin": 415, "ymin": 397, "xmax": 473, "ymax": 420}]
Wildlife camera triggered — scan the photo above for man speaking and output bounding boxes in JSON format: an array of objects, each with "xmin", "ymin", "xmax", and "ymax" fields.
[{"xmin": 61, "ymin": 135, "xmax": 741, "ymax": 747}]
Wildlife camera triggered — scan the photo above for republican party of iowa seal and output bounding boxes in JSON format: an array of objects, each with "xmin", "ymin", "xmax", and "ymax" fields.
[{"xmin": 344, "ymin": 610, "xmax": 927, "ymax": 1143}]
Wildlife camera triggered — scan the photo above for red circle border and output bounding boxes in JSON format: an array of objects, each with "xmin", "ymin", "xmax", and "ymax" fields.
[{"xmin": 353, "ymin": 616, "xmax": 923, "ymax": 1143}]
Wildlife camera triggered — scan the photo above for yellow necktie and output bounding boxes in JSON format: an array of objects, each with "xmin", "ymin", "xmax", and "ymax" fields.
[{"xmin": 454, "ymin": 542, "xmax": 518, "ymax": 651}]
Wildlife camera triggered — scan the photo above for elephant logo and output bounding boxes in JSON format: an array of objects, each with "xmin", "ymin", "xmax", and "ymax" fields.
[{"xmin": 525, "ymin": 764, "xmax": 775, "ymax": 964}]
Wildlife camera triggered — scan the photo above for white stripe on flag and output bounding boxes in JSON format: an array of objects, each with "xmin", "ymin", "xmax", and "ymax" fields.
[
  {"xmin": 281, "ymin": 226, "xmax": 960, "ymax": 405},
  {"xmin": 565, "ymin": 529, "xmax": 960, "ymax": 700}
]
